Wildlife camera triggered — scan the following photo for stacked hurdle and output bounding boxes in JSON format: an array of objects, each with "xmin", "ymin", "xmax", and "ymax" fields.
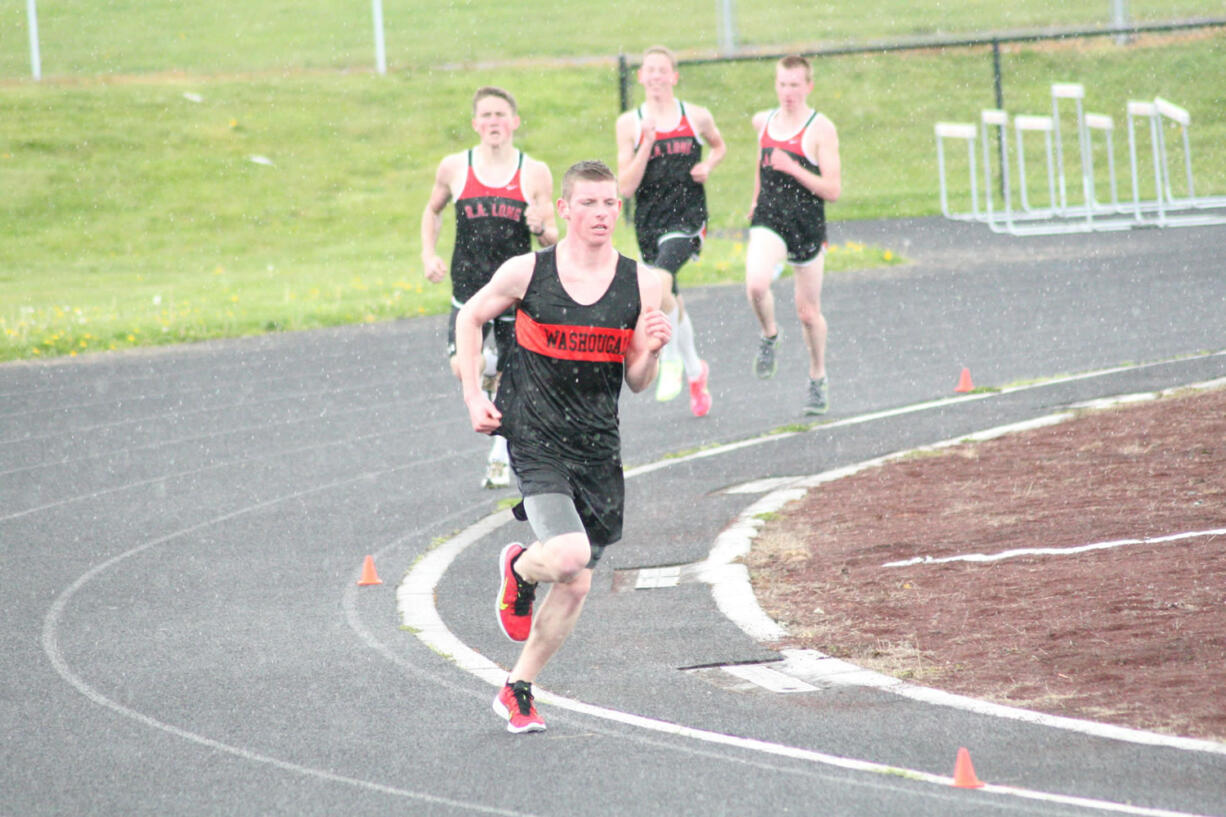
[{"xmin": 934, "ymin": 83, "xmax": 1226, "ymax": 236}]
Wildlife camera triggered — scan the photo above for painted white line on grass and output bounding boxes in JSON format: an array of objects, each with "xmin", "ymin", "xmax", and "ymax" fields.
[{"xmin": 884, "ymin": 528, "xmax": 1226, "ymax": 568}]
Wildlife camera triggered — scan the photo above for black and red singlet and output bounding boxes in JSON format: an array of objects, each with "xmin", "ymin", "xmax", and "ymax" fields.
[
  {"xmin": 495, "ymin": 246, "xmax": 641, "ymax": 459},
  {"xmin": 451, "ymin": 150, "xmax": 532, "ymax": 303}
]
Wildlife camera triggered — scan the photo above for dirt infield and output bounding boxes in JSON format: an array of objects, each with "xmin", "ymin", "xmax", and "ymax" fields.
[{"xmin": 746, "ymin": 384, "xmax": 1226, "ymax": 742}]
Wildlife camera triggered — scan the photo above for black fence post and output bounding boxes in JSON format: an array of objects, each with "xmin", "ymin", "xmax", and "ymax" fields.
[
  {"xmin": 617, "ymin": 53, "xmax": 630, "ymax": 114},
  {"xmin": 618, "ymin": 52, "xmax": 633, "ymax": 221},
  {"xmin": 992, "ymin": 38, "xmax": 1006, "ymax": 202}
]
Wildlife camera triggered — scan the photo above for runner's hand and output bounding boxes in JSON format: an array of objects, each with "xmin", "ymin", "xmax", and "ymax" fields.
[
  {"xmin": 524, "ymin": 203, "xmax": 546, "ymax": 238},
  {"xmin": 639, "ymin": 117, "xmax": 657, "ymax": 149},
  {"xmin": 768, "ymin": 149, "xmax": 800, "ymax": 176},
  {"xmin": 465, "ymin": 392, "xmax": 502, "ymax": 434},
  {"xmin": 642, "ymin": 305, "xmax": 672, "ymax": 354},
  {"xmin": 424, "ymin": 255, "xmax": 448, "ymax": 283}
]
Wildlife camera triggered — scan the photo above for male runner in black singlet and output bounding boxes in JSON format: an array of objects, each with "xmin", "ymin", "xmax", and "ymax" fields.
[
  {"xmin": 616, "ymin": 45, "xmax": 725, "ymax": 417},
  {"xmin": 421, "ymin": 87, "xmax": 556, "ymax": 488},
  {"xmin": 746, "ymin": 55, "xmax": 842, "ymax": 414},
  {"xmin": 454, "ymin": 160, "xmax": 670, "ymax": 733}
]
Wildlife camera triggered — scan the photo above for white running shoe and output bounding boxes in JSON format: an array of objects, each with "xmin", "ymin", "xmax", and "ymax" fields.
[
  {"xmin": 483, "ymin": 460, "xmax": 510, "ymax": 489},
  {"xmin": 655, "ymin": 359, "xmax": 684, "ymax": 402}
]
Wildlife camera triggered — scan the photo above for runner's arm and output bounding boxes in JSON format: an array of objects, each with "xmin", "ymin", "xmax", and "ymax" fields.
[
  {"xmin": 748, "ymin": 111, "xmax": 768, "ymax": 220},
  {"xmin": 523, "ymin": 158, "xmax": 558, "ymax": 248},
  {"xmin": 456, "ymin": 254, "xmax": 532, "ymax": 432},
  {"xmin": 616, "ymin": 111, "xmax": 655, "ymax": 200},
  {"xmin": 624, "ymin": 263, "xmax": 671, "ymax": 393},
  {"xmin": 768, "ymin": 115, "xmax": 841, "ymax": 202},
  {"xmin": 690, "ymin": 104, "xmax": 726, "ymax": 184},
  {"xmin": 421, "ymin": 157, "xmax": 458, "ymax": 283}
]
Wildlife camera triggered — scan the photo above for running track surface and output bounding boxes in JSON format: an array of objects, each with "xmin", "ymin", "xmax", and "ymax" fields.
[{"xmin": 3, "ymin": 217, "xmax": 1225, "ymax": 817}]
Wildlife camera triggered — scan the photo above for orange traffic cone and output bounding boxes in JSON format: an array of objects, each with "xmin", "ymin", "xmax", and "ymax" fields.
[
  {"xmin": 954, "ymin": 367, "xmax": 975, "ymax": 393},
  {"xmin": 952, "ymin": 747, "xmax": 985, "ymax": 789},
  {"xmin": 357, "ymin": 555, "xmax": 382, "ymax": 586}
]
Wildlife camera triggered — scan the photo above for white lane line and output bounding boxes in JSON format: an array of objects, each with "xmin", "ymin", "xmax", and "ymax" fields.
[
  {"xmin": 883, "ymin": 528, "xmax": 1226, "ymax": 568},
  {"xmin": 41, "ymin": 478, "xmax": 544, "ymax": 817},
  {"xmin": 720, "ymin": 663, "xmax": 819, "ymax": 694},
  {"xmin": 624, "ymin": 360, "xmax": 1226, "ymax": 481},
  {"xmin": 705, "ymin": 385, "xmax": 1226, "ymax": 758},
  {"xmin": 398, "ymin": 372, "xmax": 1226, "ymax": 815},
  {"xmin": 774, "ymin": 649, "xmax": 1226, "ymax": 756},
  {"xmin": 401, "ymin": 505, "xmax": 1223, "ymax": 817}
]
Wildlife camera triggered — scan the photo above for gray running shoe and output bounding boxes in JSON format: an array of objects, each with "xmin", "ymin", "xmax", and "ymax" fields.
[
  {"xmin": 754, "ymin": 334, "xmax": 779, "ymax": 379},
  {"xmin": 804, "ymin": 376, "xmax": 829, "ymax": 415}
]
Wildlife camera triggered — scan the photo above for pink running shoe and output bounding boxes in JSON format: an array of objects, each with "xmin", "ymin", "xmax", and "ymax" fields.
[
  {"xmin": 497, "ymin": 543, "xmax": 535, "ymax": 642},
  {"xmin": 688, "ymin": 360, "xmax": 711, "ymax": 418},
  {"xmin": 493, "ymin": 681, "xmax": 546, "ymax": 733}
]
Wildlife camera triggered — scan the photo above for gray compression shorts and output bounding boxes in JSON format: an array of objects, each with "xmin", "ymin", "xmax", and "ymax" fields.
[{"xmin": 521, "ymin": 493, "xmax": 607, "ymax": 568}]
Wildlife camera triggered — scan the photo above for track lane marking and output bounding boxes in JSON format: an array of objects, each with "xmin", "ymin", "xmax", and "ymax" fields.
[{"xmin": 399, "ymin": 367, "xmax": 1226, "ymax": 815}]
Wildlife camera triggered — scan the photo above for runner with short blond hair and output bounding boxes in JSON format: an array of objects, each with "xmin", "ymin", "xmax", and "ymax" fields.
[
  {"xmin": 455, "ymin": 160, "xmax": 671, "ymax": 733},
  {"xmin": 746, "ymin": 55, "xmax": 842, "ymax": 415},
  {"xmin": 421, "ymin": 86, "xmax": 557, "ymax": 488},
  {"xmin": 616, "ymin": 46, "xmax": 725, "ymax": 418}
]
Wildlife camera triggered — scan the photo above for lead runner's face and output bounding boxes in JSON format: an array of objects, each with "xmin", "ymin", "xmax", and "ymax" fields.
[{"xmin": 560, "ymin": 180, "xmax": 621, "ymax": 244}]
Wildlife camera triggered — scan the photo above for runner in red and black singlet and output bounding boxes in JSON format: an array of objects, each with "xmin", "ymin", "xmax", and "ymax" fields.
[
  {"xmin": 746, "ymin": 56, "xmax": 842, "ymax": 415},
  {"xmin": 454, "ymin": 161, "xmax": 670, "ymax": 734},
  {"xmin": 496, "ymin": 245, "xmax": 640, "ymax": 462},
  {"xmin": 631, "ymin": 101, "xmax": 707, "ymax": 264},
  {"xmin": 615, "ymin": 47, "xmax": 725, "ymax": 418},
  {"xmin": 752, "ymin": 109, "xmax": 826, "ymax": 264},
  {"xmin": 421, "ymin": 86, "xmax": 556, "ymax": 489},
  {"xmin": 451, "ymin": 149, "xmax": 532, "ymax": 304}
]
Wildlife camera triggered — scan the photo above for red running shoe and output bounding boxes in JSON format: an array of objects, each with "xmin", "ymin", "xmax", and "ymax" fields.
[
  {"xmin": 493, "ymin": 680, "xmax": 546, "ymax": 733},
  {"xmin": 688, "ymin": 360, "xmax": 711, "ymax": 418},
  {"xmin": 497, "ymin": 542, "xmax": 536, "ymax": 642}
]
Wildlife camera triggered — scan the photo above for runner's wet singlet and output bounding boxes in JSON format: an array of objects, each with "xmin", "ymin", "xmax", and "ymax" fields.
[
  {"xmin": 633, "ymin": 101, "xmax": 707, "ymax": 236},
  {"xmin": 752, "ymin": 110, "xmax": 827, "ymax": 250},
  {"xmin": 451, "ymin": 150, "xmax": 532, "ymax": 303},
  {"xmin": 495, "ymin": 247, "xmax": 640, "ymax": 459}
]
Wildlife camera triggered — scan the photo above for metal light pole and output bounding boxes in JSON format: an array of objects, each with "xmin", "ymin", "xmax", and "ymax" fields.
[
  {"xmin": 372, "ymin": 0, "xmax": 387, "ymax": 74},
  {"xmin": 28, "ymin": 0, "xmax": 42, "ymax": 80},
  {"xmin": 1111, "ymin": 0, "xmax": 1131, "ymax": 45},
  {"xmin": 717, "ymin": 0, "xmax": 737, "ymax": 55}
]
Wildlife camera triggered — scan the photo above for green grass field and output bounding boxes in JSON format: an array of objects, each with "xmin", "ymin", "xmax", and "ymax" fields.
[
  {"xmin": 3, "ymin": 4, "xmax": 1224, "ymax": 361},
  {"xmin": 4, "ymin": 0, "xmax": 1222, "ymax": 77}
]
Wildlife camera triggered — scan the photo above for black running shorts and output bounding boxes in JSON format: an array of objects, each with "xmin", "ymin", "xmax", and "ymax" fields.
[{"xmin": 507, "ymin": 441, "xmax": 624, "ymax": 547}]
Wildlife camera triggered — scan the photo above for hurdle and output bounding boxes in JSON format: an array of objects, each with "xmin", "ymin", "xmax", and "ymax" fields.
[
  {"xmin": 1128, "ymin": 99, "xmax": 1226, "ymax": 228},
  {"xmin": 1050, "ymin": 82, "xmax": 1089, "ymax": 218},
  {"xmin": 935, "ymin": 83, "xmax": 1226, "ymax": 235},
  {"xmin": 1153, "ymin": 97, "xmax": 1226, "ymax": 212},
  {"xmin": 1012, "ymin": 114, "xmax": 1057, "ymax": 216},
  {"xmin": 1084, "ymin": 113, "xmax": 1122, "ymax": 214},
  {"xmin": 978, "ymin": 109, "xmax": 1014, "ymax": 233},
  {"xmin": 934, "ymin": 121, "xmax": 979, "ymax": 221},
  {"xmin": 1127, "ymin": 100, "xmax": 1164, "ymax": 221}
]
